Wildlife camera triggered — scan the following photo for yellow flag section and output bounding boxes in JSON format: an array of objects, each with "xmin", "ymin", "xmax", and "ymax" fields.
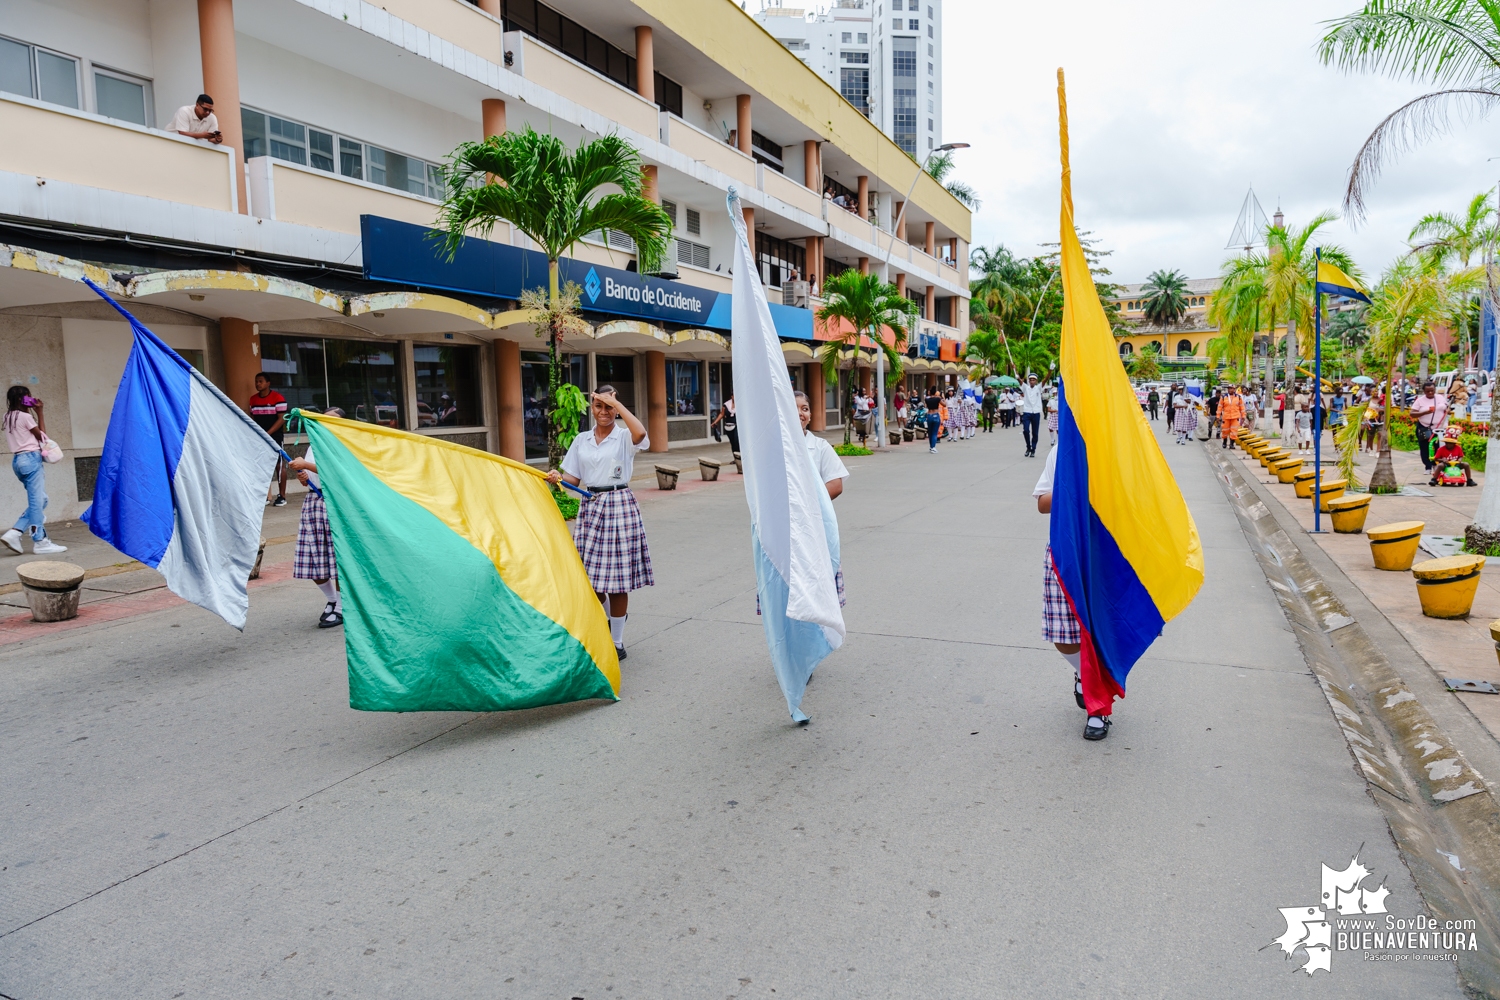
[
  {"xmin": 1053, "ymin": 68, "xmax": 1204, "ymax": 625},
  {"xmin": 299, "ymin": 411, "xmax": 619, "ymax": 712}
]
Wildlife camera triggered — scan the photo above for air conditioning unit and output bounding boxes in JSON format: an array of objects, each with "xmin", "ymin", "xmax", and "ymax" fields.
[{"xmin": 783, "ymin": 280, "xmax": 810, "ymax": 308}]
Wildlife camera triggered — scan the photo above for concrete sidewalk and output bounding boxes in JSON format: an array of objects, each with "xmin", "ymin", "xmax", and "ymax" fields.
[{"xmin": 1223, "ymin": 431, "xmax": 1500, "ymax": 765}]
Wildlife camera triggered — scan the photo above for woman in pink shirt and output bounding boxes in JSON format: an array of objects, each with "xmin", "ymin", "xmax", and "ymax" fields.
[{"xmin": 3, "ymin": 386, "xmax": 66, "ymax": 555}]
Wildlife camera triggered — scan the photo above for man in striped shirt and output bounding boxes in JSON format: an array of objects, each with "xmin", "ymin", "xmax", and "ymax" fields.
[{"xmin": 250, "ymin": 373, "xmax": 288, "ymax": 507}]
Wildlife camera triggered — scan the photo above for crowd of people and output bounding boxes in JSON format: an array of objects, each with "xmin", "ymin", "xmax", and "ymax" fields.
[{"xmin": 881, "ymin": 376, "xmax": 1059, "ymax": 454}]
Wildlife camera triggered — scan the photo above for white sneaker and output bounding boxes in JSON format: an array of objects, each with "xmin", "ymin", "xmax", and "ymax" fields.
[
  {"xmin": 1, "ymin": 528, "xmax": 21, "ymax": 555},
  {"xmin": 32, "ymin": 538, "xmax": 68, "ymax": 554}
]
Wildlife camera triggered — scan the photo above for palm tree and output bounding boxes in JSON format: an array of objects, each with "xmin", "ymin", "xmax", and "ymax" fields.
[
  {"xmin": 926, "ymin": 151, "xmax": 981, "ymax": 209},
  {"xmin": 1318, "ymin": 2, "xmax": 1500, "ymax": 220},
  {"xmin": 963, "ymin": 327, "xmax": 1010, "ymax": 374},
  {"xmin": 1364, "ymin": 256, "xmax": 1482, "ymax": 489},
  {"xmin": 437, "ymin": 126, "xmax": 672, "ymax": 467},
  {"xmin": 816, "ymin": 269, "xmax": 917, "ymax": 446},
  {"xmin": 1140, "ymin": 269, "xmax": 1190, "ymax": 327},
  {"xmin": 1409, "ymin": 191, "xmax": 1496, "ymax": 364},
  {"xmin": 1010, "ymin": 338, "xmax": 1054, "ymax": 379}
]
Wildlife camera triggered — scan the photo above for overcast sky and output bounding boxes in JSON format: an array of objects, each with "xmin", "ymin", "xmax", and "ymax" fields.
[{"xmin": 933, "ymin": 0, "xmax": 1500, "ymax": 286}]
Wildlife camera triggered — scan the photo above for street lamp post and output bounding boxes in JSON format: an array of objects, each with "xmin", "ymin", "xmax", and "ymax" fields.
[{"xmin": 870, "ymin": 142, "xmax": 969, "ymax": 448}]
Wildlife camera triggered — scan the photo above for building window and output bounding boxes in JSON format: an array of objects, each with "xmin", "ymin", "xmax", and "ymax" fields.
[
  {"xmin": 1119, "ymin": 341, "xmax": 1133, "ymax": 357},
  {"xmin": 259, "ymin": 335, "xmax": 405, "ymax": 428},
  {"xmin": 660, "ymin": 199, "xmax": 677, "ymax": 226},
  {"xmin": 1178, "ymin": 340, "xmax": 1194, "ymax": 357},
  {"xmin": 858, "ymin": 32, "xmax": 868, "ymax": 43},
  {"xmin": 751, "ymin": 130, "xmax": 784, "ymax": 172},
  {"xmin": 242, "ymin": 107, "xmax": 444, "ymax": 198},
  {"xmin": 927, "ymin": 23, "xmax": 933, "ymax": 36},
  {"xmin": 686, "ymin": 207, "xmax": 701, "ymax": 235},
  {"xmin": 676, "ymin": 238, "xmax": 711, "ymax": 270},
  {"xmin": 666, "ymin": 360, "xmax": 703, "ymax": 415},
  {"xmin": 908, "ymin": 18, "xmax": 920, "ymax": 29},
  {"xmin": 413, "ymin": 345, "xmax": 480, "ymax": 427},
  {"xmin": 842, "ymin": 51, "xmax": 869, "ymax": 63},
  {"xmin": 928, "ymin": 61, "xmax": 934, "ymax": 74},
  {"xmin": 928, "ymin": 80, "xmax": 934, "ymax": 92},
  {"xmin": 928, "ymin": 43, "xmax": 934, "ymax": 56},
  {"xmin": 892, "ymin": 18, "xmax": 901, "ymax": 29},
  {"xmin": 0, "ymin": 35, "xmax": 80, "ymax": 109},
  {"xmin": 756, "ymin": 232, "xmax": 807, "ymax": 289},
  {"xmin": 708, "ymin": 362, "xmax": 733, "ymax": 417},
  {"xmin": 520, "ymin": 351, "xmax": 589, "ymax": 459},
  {"xmin": 840, "ymin": 66, "xmax": 870, "ymax": 115},
  {"xmin": 892, "ymin": 37, "xmax": 917, "ymax": 154},
  {"xmin": 94, "ymin": 68, "xmax": 152, "ymax": 126},
  {"xmin": 842, "ymin": 31, "xmax": 852, "ymax": 42},
  {"xmin": 928, "ymin": 118, "xmax": 933, "ymax": 131}
]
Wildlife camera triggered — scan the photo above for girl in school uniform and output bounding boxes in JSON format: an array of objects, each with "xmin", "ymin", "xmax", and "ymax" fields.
[
  {"xmin": 547, "ymin": 387, "xmax": 653, "ymax": 659},
  {"xmin": 287, "ymin": 407, "xmax": 345, "ymax": 628}
]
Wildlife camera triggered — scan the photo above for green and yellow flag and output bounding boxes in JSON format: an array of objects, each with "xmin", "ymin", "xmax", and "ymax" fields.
[{"xmin": 298, "ymin": 411, "xmax": 619, "ymax": 712}]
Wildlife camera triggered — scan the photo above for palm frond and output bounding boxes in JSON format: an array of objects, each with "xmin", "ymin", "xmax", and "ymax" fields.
[
  {"xmin": 945, "ymin": 180, "xmax": 981, "ymax": 210},
  {"xmin": 1317, "ymin": 0, "xmax": 1500, "ymax": 87}
]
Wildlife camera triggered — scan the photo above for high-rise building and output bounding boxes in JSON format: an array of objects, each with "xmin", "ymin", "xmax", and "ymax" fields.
[{"xmin": 755, "ymin": 1, "xmax": 942, "ymax": 155}]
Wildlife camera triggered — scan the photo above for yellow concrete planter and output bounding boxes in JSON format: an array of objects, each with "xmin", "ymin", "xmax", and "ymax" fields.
[
  {"xmin": 1326, "ymin": 494, "xmax": 1372, "ymax": 533},
  {"xmin": 1316, "ymin": 479, "xmax": 1349, "ymax": 511},
  {"xmin": 1412, "ymin": 554, "xmax": 1485, "ymax": 619},
  {"xmin": 1368, "ymin": 520, "xmax": 1425, "ymax": 571},
  {"xmin": 1271, "ymin": 458, "xmax": 1304, "ymax": 483},
  {"xmin": 1293, "ymin": 471, "xmax": 1318, "ymax": 498},
  {"xmin": 1260, "ymin": 449, "xmax": 1291, "ymax": 469},
  {"xmin": 1490, "ymin": 620, "xmax": 1500, "ymax": 667}
]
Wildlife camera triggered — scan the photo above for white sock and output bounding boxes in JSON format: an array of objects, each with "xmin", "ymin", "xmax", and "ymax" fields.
[
  {"xmin": 316, "ymin": 580, "xmax": 337, "ymax": 604},
  {"xmin": 1062, "ymin": 651, "xmax": 1081, "ymax": 677},
  {"xmin": 609, "ymin": 611, "xmax": 627, "ymax": 647}
]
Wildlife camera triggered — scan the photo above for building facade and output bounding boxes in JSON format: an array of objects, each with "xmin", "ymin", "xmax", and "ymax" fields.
[
  {"xmin": 754, "ymin": 0, "xmax": 942, "ymax": 156},
  {"xmin": 0, "ymin": 0, "xmax": 970, "ymax": 521}
]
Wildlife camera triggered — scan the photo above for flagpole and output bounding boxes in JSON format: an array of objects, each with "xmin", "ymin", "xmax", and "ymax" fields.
[{"xmin": 1313, "ymin": 247, "xmax": 1324, "ymax": 534}]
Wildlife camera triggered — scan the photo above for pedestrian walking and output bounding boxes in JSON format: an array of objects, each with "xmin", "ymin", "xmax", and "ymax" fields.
[
  {"xmin": 1046, "ymin": 391, "xmax": 1059, "ymax": 447},
  {"xmin": 981, "ymin": 386, "xmax": 997, "ymax": 432},
  {"xmin": 1218, "ymin": 385, "xmax": 1245, "ymax": 449},
  {"xmin": 962, "ymin": 389, "xmax": 978, "ymax": 439},
  {"xmin": 547, "ymin": 387, "xmax": 653, "ymax": 660},
  {"xmin": 1019, "ymin": 374, "xmax": 1043, "ymax": 456},
  {"xmin": 893, "ymin": 388, "xmax": 907, "ymax": 431},
  {"xmin": 1033, "ymin": 445, "xmax": 1106, "ymax": 739},
  {"xmin": 1294, "ymin": 401, "xmax": 1313, "ymax": 452},
  {"xmin": 250, "ymin": 373, "xmax": 289, "ymax": 507},
  {"xmin": 1147, "ymin": 386, "xmax": 1160, "ymax": 421},
  {"xmin": 1410, "ymin": 379, "xmax": 1448, "ymax": 475},
  {"xmin": 1206, "ymin": 386, "xmax": 1221, "ymax": 438},
  {"xmin": 287, "ymin": 407, "xmax": 344, "ymax": 628},
  {"xmin": 2, "ymin": 386, "xmax": 66, "ymax": 555},
  {"xmin": 853, "ymin": 388, "xmax": 873, "ymax": 445},
  {"xmin": 1172, "ymin": 391, "xmax": 1196, "ymax": 444},
  {"xmin": 924, "ymin": 387, "xmax": 942, "ymax": 453},
  {"xmin": 712, "ymin": 395, "xmax": 739, "ymax": 454}
]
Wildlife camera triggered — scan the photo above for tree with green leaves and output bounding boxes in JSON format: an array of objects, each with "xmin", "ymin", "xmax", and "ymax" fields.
[
  {"xmin": 816, "ymin": 269, "xmax": 917, "ymax": 446},
  {"xmin": 963, "ymin": 326, "xmax": 1011, "ymax": 375},
  {"xmin": 1010, "ymin": 338, "xmax": 1054, "ymax": 379},
  {"xmin": 1319, "ymin": 2, "xmax": 1500, "ymax": 220},
  {"xmin": 1408, "ymin": 191, "xmax": 1496, "ymax": 364},
  {"xmin": 1128, "ymin": 343, "xmax": 1163, "ymax": 382},
  {"xmin": 1364, "ymin": 256, "xmax": 1482, "ymax": 488},
  {"xmin": 437, "ymin": 126, "xmax": 672, "ymax": 467},
  {"xmin": 1140, "ymin": 269, "xmax": 1190, "ymax": 326},
  {"xmin": 926, "ymin": 150, "xmax": 980, "ymax": 210}
]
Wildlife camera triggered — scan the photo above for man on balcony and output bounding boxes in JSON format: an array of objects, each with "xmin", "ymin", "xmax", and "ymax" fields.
[{"xmin": 168, "ymin": 94, "xmax": 222, "ymax": 144}]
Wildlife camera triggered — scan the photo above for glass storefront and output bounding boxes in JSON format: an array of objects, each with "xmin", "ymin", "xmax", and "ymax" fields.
[
  {"xmin": 665, "ymin": 360, "xmax": 702, "ymax": 415},
  {"xmin": 521, "ymin": 352, "xmax": 589, "ymax": 460},
  {"xmin": 260, "ymin": 334, "xmax": 403, "ymax": 428},
  {"xmin": 413, "ymin": 344, "xmax": 480, "ymax": 427}
]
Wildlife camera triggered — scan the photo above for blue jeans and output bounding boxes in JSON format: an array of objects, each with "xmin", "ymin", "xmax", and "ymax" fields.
[
  {"xmin": 12, "ymin": 450, "xmax": 48, "ymax": 540},
  {"xmin": 1021, "ymin": 411, "xmax": 1041, "ymax": 453},
  {"xmin": 927, "ymin": 414, "xmax": 941, "ymax": 448}
]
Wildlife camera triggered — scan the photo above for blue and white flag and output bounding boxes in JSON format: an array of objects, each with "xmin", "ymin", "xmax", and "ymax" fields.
[
  {"xmin": 81, "ymin": 279, "xmax": 282, "ymax": 629},
  {"xmin": 727, "ymin": 191, "xmax": 845, "ymax": 722}
]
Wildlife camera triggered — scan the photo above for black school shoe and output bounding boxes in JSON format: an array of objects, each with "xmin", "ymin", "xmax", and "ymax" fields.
[
  {"xmin": 1074, "ymin": 674, "xmax": 1085, "ymax": 710},
  {"xmin": 1083, "ymin": 715, "xmax": 1111, "ymax": 741},
  {"xmin": 318, "ymin": 604, "xmax": 343, "ymax": 628},
  {"xmin": 616, "ymin": 645, "xmax": 627, "ymax": 660}
]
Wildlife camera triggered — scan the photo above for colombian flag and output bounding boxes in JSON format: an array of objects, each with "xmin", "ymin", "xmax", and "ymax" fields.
[
  {"xmin": 1051, "ymin": 70, "xmax": 1204, "ymax": 716},
  {"xmin": 1315, "ymin": 260, "xmax": 1371, "ymax": 303},
  {"xmin": 298, "ymin": 411, "xmax": 619, "ymax": 712}
]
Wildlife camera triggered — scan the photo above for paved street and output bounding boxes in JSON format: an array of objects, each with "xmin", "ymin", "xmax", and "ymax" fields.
[{"xmin": 0, "ymin": 422, "xmax": 1467, "ymax": 998}]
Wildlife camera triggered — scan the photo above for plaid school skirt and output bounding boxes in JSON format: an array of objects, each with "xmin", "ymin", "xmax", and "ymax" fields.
[
  {"xmin": 574, "ymin": 488, "xmax": 654, "ymax": 593},
  {"xmin": 1042, "ymin": 546, "xmax": 1081, "ymax": 644},
  {"xmin": 293, "ymin": 493, "xmax": 336, "ymax": 580},
  {"xmin": 1174, "ymin": 406, "xmax": 1197, "ymax": 433}
]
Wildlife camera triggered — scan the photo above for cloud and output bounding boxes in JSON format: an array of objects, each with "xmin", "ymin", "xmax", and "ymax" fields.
[{"xmin": 943, "ymin": 0, "xmax": 1500, "ymax": 284}]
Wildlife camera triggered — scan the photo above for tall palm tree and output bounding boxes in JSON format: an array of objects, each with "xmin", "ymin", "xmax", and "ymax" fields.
[
  {"xmin": 1010, "ymin": 338, "xmax": 1054, "ymax": 380},
  {"xmin": 1140, "ymin": 268, "xmax": 1190, "ymax": 326},
  {"xmin": 1364, "ymin": 256, "xmax": 1482, "ymax": 488},
  {"xmin": 816, "ymin": 269, "xmax": 916, "ymax": 446},
  {"xmin": 1318, "ymin": 1, "xmax": 1500, "ymax": 221},
  {"xmin": 1409, "ymin": 191, "xmax": 1496, "ymax": 364},
  {"xmin": 963, "ymin": 327, "xmax": 1010, "ymax": 374},
  {"xmin": 437, "ymin": 126, "xmax": 673, "ymax": 467}
]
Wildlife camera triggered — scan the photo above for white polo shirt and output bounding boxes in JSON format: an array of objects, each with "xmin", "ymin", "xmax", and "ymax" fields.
[
  {"xmin": 1020, "ymin": 383, "xmax": 1044, "ymax": 413},
  {"xmin": 560, "ymin": 422, "xmax": 649, "ymax": 488},
  {"xmin": 168, "ymin": 105, "xmax": 218, "ymax": 135},
  {"xmin": 806, "ymin": 432, "xmax": 849, "ymax": 484}
]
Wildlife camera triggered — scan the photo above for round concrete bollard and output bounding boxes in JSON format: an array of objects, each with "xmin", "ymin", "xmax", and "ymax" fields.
[
  {"xmin": 655, "ymin": 465, "xmax": 681, "ymax": 490},
  {"xmin": 1316, "ymin": 478, "xmax": 1349, "ymax": 512},
  {"xmin": 1368, "ymin": 520, "xmax": 1425, "ymax": 571},
  {"xmin": 16, "ymin": 560, "xmax": 85, "ymax": 623},
  {"xmin": 888, "ymin": 430, "xmax": 902, "ymax": 445},
  {"xmin": 1260, "ymin": 448, "xmax": 1291, "ymax": 469},
  {"xmin": 1490, "ymin": 619, "xmax": 1500, "ymax": 667},
  {"xmin": 732, "ymin": 452, "xmax": 743, "ymax": 475},
  {"xmin": 698, "ymin": 458, "xmax": 722, "ymax": 482},
  {"xmin": 1293, "ymin": 470, "xmax": 1318, "ymax": 498},
  {"xmin": 1327, "ymin": 494, "xmax": 1372, "ymax": 533},
  {"xmin": 1413, "ymin": 554, "xmax": 1485, "ymax": 619},
  {"xmin": 1271, "ymin": 458, "xmax": 1303, "ymax": 483}
]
